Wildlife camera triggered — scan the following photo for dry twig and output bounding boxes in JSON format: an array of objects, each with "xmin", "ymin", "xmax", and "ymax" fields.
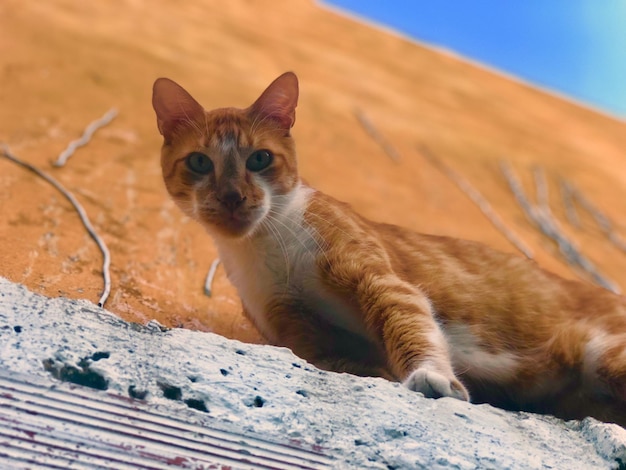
[
  {"xmin": 532, "ymin": 167, "xmax": 551, "ymax": 215},
  {"xmin": 564, "ymin": 180, "xmax": 626, "ymax": 253},
  {"xmin": 354, "ymin": 109, "xmax": 401, "ymax": 163},
  {"xmin": 53, "ymin": 108, "xmax": 118, "ymax": 167},
  {"xmin": 1, "ymin": 143, "xmax": 112, "ymax": 307},
  {"xmin": 500, "ymin": 161, "xmax": 619, "ymax": 294},
  {"xmin": 419, "ymin": 145, "xmax": 534, "ymax": 259},
  {"xmin": 204, "ymin": 258, "xmax": 221, "ymax": 297},
  {"xmin": 559, "ymin": 179, "xmax": 581, "ymax": 228}
]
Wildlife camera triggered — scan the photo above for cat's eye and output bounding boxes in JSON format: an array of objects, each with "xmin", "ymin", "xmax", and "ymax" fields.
[
  {"xmin": 246, "ymin": 150, "xmax": 273, "ymax": 172},
  {"xmin": 186, "ymin": 152, "xmax": 214, "ymax": 174}
]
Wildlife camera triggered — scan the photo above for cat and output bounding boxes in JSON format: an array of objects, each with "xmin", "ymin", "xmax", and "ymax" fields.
[{"xmin": 152, "ymin": 72, "xmax": 626, "ymax": 426}]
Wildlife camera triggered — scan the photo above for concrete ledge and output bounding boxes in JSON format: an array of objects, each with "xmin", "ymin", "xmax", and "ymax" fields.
[{"xmin": 1, "ymin": 277, "xmax": 625, "ymax": 469}]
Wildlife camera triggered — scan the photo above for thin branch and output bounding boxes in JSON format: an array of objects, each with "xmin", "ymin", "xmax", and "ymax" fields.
[
  {"xmin": 500, "ymin": 161, "xmax": 619, "ymax": 294},
  {"xmin": 605, "ymin": 229, "xmax": 626, "ymax": 254},
  {"xmin": 533, "ymin": 167, "xmax": 569, "ymax": 236},
  {"xmin": 419, "ymin": 145, "xmax": 534, "ymax": 259},
  {"xmin": 354, "ymin": 109, "xmax": 401, "ymax": 163},
  {"xmin": 532, "ymin": 166, "xmax": 551, "ymax": 216},
  {"xmin": 565, "ymin": 180, "xmax": 626, "ymax": 253},
  {"xmin": 53, "ymin": 108, "xmax": 118, "ymax": 167},
  {"xmin": 568, "ymin": 183, "xmax": 612, "ymax": 233},
  {"xmin": 559, "ymin": 179, "xmax": 581, "ymax": 229},
  {"xmin": 204, "ymin": 258, "xmax": 221, "ymax": 297},
  {"xmin": 1, "ymin": 143, "xmax": 112, "ymax": 307}
]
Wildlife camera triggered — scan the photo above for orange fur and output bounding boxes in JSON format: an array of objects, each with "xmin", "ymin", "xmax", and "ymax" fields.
[{"xmin": 153, "ymin": 72, "xmax": 626, "ymax": 426}]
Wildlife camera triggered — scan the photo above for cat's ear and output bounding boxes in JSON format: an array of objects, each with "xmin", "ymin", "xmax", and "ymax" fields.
[
  {"xmin": 152, "ymin": 78, "xmax": 205, "ymax": 142},
  {"xmin": 248, "ymin": 72, "xmax": 298, "ymax": 132}
]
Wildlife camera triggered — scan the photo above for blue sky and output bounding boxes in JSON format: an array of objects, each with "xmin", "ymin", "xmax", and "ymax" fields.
[{"xmin": 324, "ymin": 1, "xmax": 626, "ymax": 120}]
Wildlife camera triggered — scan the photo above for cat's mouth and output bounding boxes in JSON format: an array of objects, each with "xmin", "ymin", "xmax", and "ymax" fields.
[
  {"xmin": 206, "ymin": 206, "xmax": 265, "ymax": 238},
  {"xmin": 222, "ymin": 213, "xmax": 254, "ymax": 235}
]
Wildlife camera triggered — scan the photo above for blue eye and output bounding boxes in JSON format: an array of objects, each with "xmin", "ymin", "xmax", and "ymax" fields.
[
  {"xmin": 186, "ymin": 152, "xmax": 213, "ymax": 174},
  {"xmin": 246, "ymin": 150, "xmax": 273, "ymax": 172}
]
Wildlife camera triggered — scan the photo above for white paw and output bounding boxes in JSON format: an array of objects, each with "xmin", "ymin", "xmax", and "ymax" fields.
[{"xmin": 403, "ymin": 367, "xmax": 469, "ymax": 401}]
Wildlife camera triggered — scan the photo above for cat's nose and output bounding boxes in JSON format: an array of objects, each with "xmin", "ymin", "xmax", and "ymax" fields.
[{"xmin": 217, "ymin": 190, "xmax": 246, "ymax": 212}]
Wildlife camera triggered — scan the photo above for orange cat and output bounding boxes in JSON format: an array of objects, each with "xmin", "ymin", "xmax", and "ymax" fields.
[{"xmin": 152, "ymin": 72, "xmax": 626, "ymax": 426}]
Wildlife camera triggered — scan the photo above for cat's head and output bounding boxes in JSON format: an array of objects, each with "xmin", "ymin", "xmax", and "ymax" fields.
[{"xmin": 152, "ymin": 72, "xmax": 299, "ymax": 239}]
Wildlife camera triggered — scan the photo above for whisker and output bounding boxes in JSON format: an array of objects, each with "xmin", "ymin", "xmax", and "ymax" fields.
[
  {"xmin": 303, "ymin": 210, "xmax": 356, "ymax": 240},
  {"xmin": 260, "ymin": 217, "xmax": 291, "ymax": 290},
  {"xmin": 250, "ymin": 111, "xmax": 274, "ymax": 135},
  {"xmin": 249, "ymin": 110, "xmax": 285, "ymax": 136},
  {"xmin": 269, "ymin": 197, "xmax": 355, "ymax": 241},
  {"xmin": 266, "ymin": 210, "xmax": 331, "ymax": 268}
]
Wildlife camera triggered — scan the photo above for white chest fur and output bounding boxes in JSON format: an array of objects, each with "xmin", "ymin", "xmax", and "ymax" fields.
[{"xmin": 213, "ymin": 185, "xmax": 367, "ymax": 343}]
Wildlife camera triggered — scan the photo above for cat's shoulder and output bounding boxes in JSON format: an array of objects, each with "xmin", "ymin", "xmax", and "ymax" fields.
[{"xmin": 305, "ymin": 187, "xmax": 366, "ymax": 223}]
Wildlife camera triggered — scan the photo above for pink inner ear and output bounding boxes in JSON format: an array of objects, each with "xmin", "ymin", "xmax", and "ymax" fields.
[
  {"xmin": 152, "ymin": 78, "xmax": 205, "ymax": 140},
  {"xmin": 248, "ymin": 72, "xmax": 299, "ymax": 131}
]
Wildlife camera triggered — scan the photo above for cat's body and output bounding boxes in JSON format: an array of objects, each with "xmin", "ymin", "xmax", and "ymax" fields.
[{"xmin": 153, "ymin": 72, "xmax": 626, "ymax": 426}]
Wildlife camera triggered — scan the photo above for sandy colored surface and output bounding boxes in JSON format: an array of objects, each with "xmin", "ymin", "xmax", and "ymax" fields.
[{"xmin": 1, "ymin": 0, "xmax": 626, "ymax": 343}]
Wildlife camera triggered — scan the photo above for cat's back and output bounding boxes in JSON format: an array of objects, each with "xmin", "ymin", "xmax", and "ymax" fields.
[
  {"xmin": 380, "ymin": 221, "xmax": 626, "ymax": 325},
  {"xmin": 306, "ymin": 190, "xmax": 625, "ymax": 327}
]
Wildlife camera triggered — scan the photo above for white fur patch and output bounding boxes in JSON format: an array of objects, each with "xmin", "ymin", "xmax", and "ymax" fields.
[
  {"xmin": 581, "ymin": 330, "xmax": 625, "ymax": 387},
  {"xmin": 403, "ymin": 366, "xmax": 468, "ymax": 401},
  {"xmin": 583, "ymin": 332, "xmax": 607, "ymax": 381},
  {"xmin": 427, "ymin": 326, "xmax": 448, "ymax": 353},
  {"xmin": 213, "ymin": 183, "xmax": 368, "ymax": 342},
  {"xmin": 444, "ymin": 323, "xmax": 520, "ymax": 382}
]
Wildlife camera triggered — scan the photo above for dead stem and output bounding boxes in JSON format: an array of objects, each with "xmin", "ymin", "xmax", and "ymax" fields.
[
  {"xmin": 419, "ymin": 145, "xmax": 534, "ymax": 260},
  {"xmin": 204, "ymin": 258, "xmax": 221, "ymax": 297},
  {"xmin": 559, "ymin": 179, "xmax": 581, "ymax": 228},
  {"xmin": 1, "ymin": 143, "xmax": 112, "ymax": 307},
  {"xmin": 354, "ymin": 109, "xmax": 401, "ymax": 163},
  {"xmin": 564, "ymin": 179, "xmax": 626, "ymax": 253},
  {"xmin": 500, "ymin": 161, "xmax": 619, "ymax": 294},
  {"xmin": 53, "ymin": 108, "xmax": 118, "ymax": 167}
]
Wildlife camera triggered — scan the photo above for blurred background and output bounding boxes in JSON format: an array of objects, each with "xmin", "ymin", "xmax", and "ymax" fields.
[
  {"xmin": 1, "ymin": 0, "xmax": 625, "ymax": 342},
  {"xmin": 327, "ymin": 0, "xmax": 626, "ymax": 119}
]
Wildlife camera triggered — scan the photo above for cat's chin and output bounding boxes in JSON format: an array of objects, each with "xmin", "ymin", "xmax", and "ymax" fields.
[{"xmin": 203, "ymin": 215, "xmax": 262, "ymax": 240}]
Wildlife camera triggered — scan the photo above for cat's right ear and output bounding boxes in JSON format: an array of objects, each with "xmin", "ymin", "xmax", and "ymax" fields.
[{"xmin": 152, "ymin": 78, "xmax": 205, "ymax": 142}]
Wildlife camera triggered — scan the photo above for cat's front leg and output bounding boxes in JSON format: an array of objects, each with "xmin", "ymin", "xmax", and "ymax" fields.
[
  {"xmin": 394, "ymin": 317, "xmax": 469, "ymax": 401},
  {"xmin": 320, "ymin": 255, "xmax": 469, "ymax": 401},
  {"xmin": 248, "ymin": 301, "xmax": 396, "ymax": 380}
]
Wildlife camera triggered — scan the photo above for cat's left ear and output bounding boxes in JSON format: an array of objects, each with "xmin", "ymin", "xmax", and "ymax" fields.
[
  {"xmin": 248, "ymin": 72, "xmax": 299, "ymax": 132},
  {"xmin": 152, "ymin": 78, "xmax": 205, "ymax": 142}
]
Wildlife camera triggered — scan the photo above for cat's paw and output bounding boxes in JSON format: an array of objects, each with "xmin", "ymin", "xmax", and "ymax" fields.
[{"xmin": 403, "ymin": 367, "xmax": 469, "ymax": 401}]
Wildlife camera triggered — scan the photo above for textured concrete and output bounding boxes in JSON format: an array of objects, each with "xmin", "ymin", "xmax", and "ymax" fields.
[{"xmin": 2, "ymin": 278, "xmax": 626, "ymax": 469}]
